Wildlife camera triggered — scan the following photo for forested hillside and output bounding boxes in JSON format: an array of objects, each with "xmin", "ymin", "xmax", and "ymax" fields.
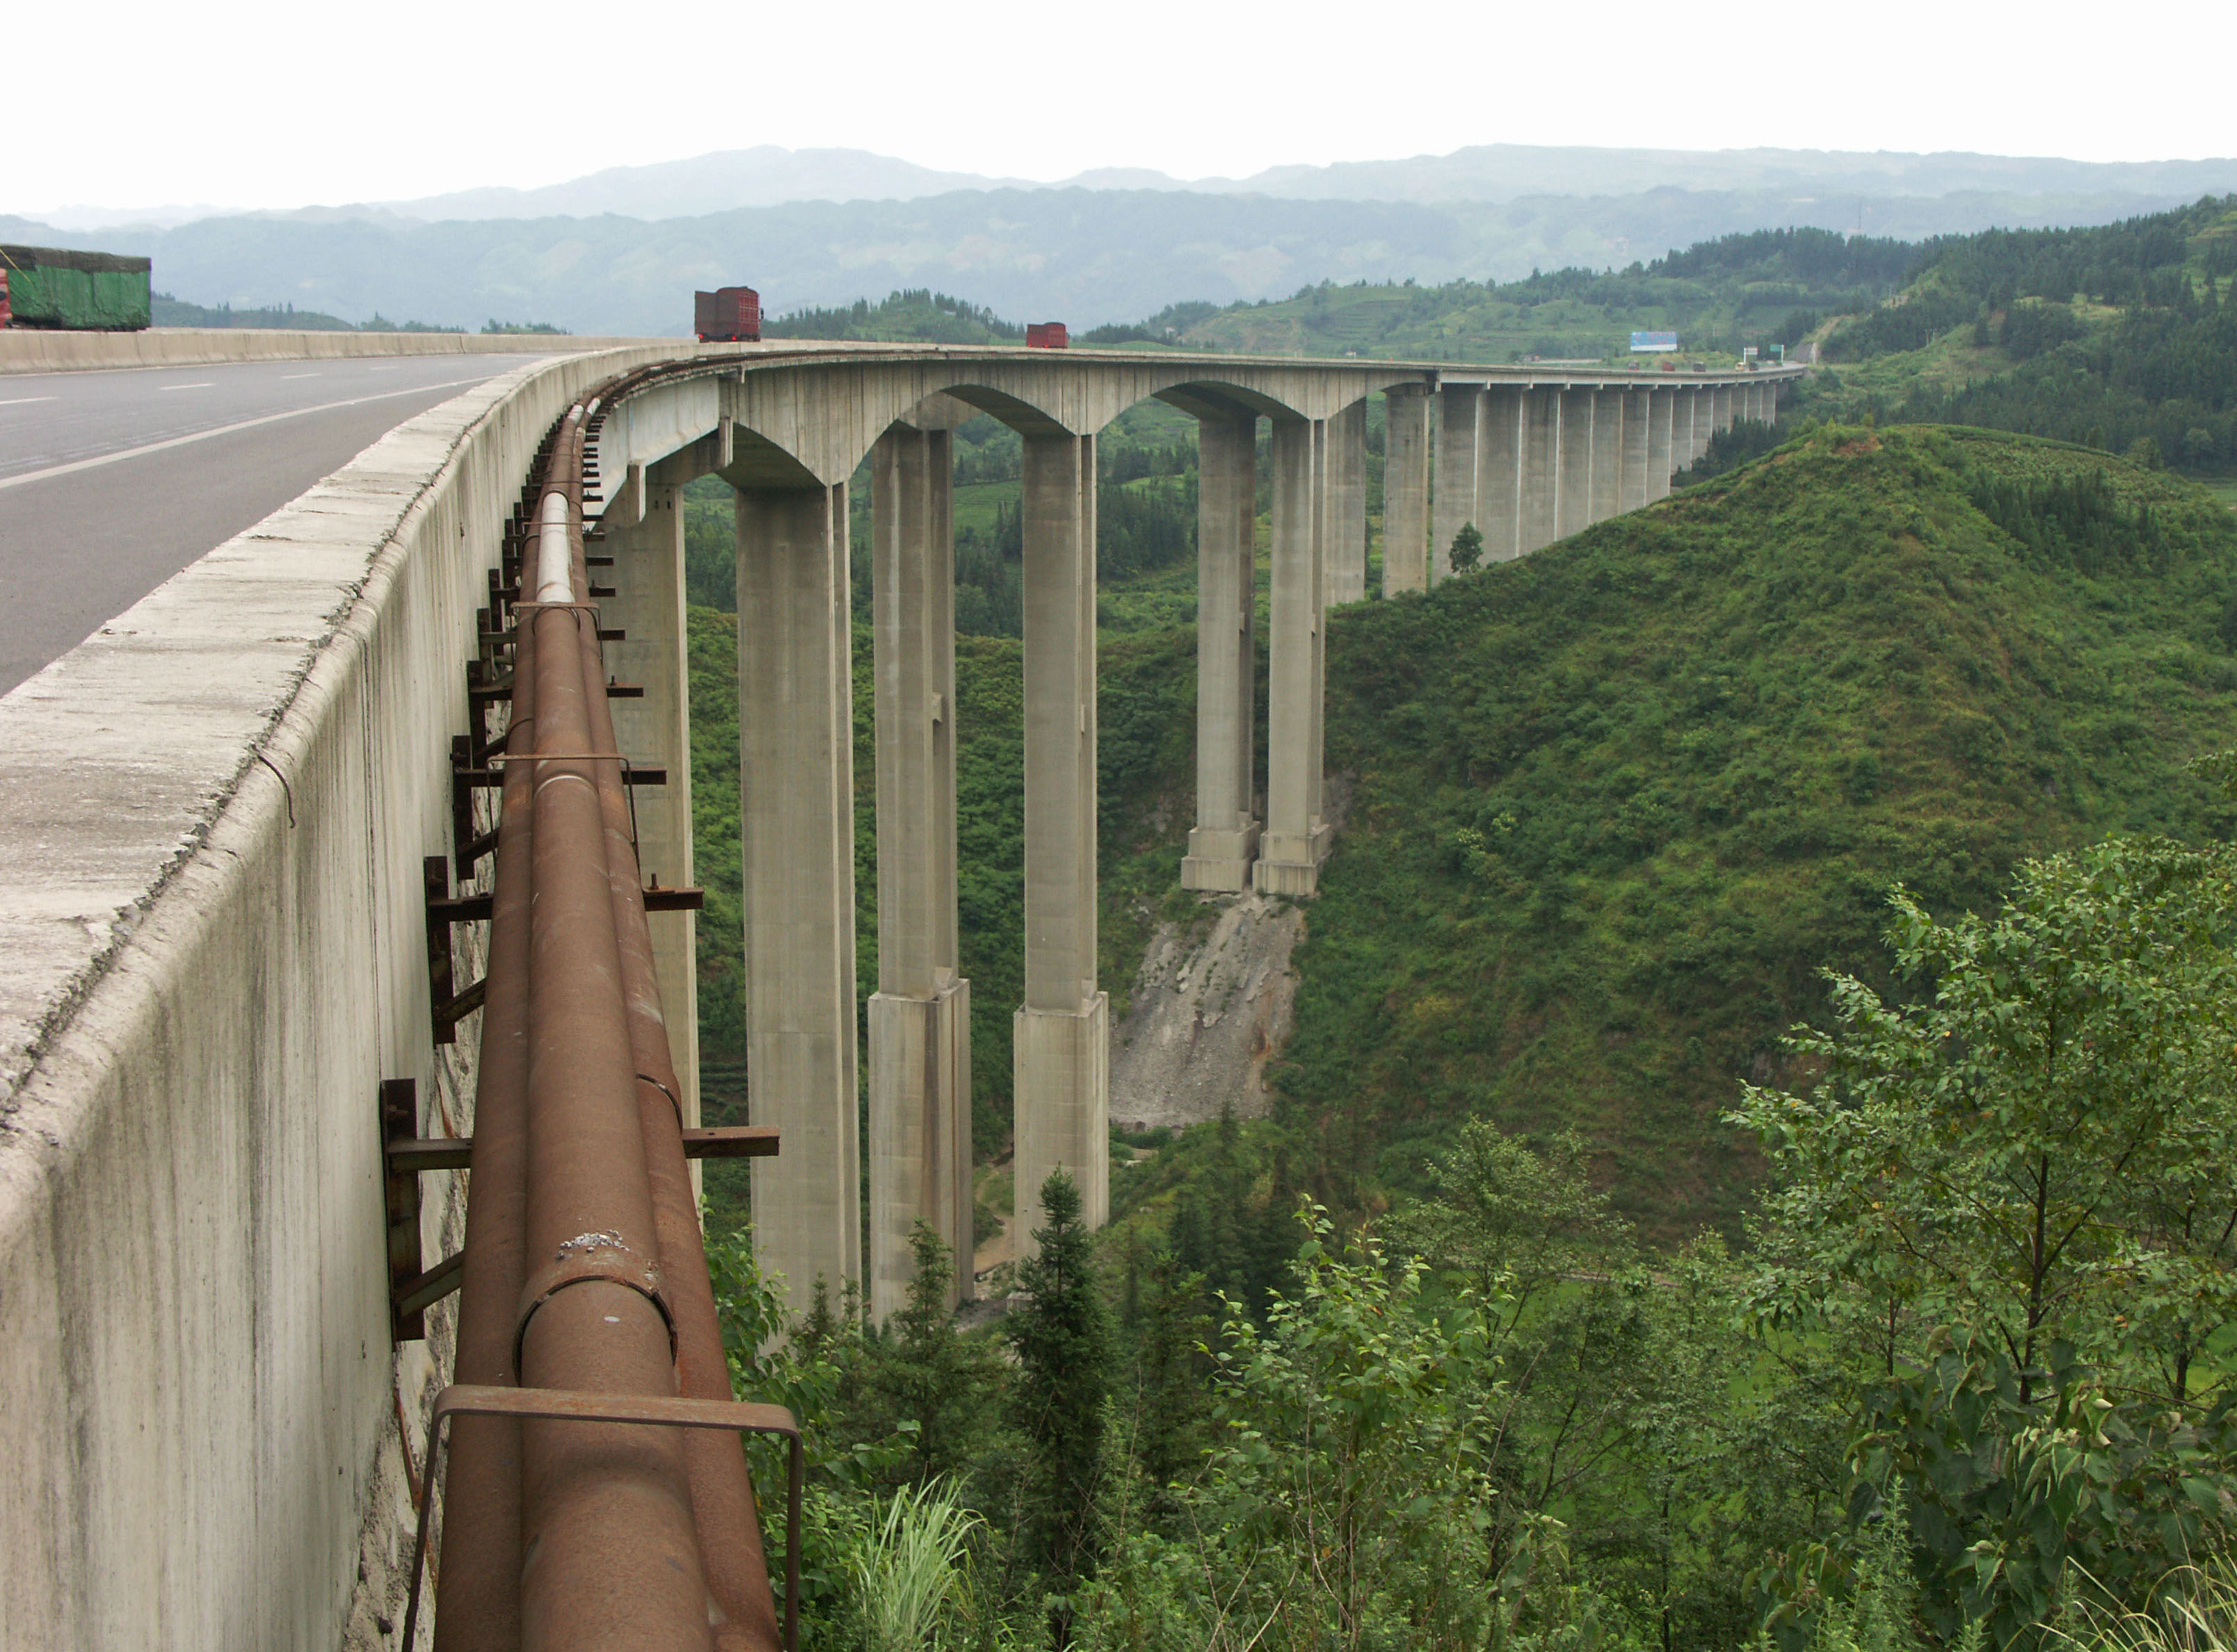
[
  {"xmin": 1804, "ymin": 194, "xmax": 2237, "ymax": 473},
  {"xmin": 1289, "ymin": 425, "xmax": 2237, "ymax": 1233},
  {"xmin": 1164, "ymin": 227, "xmax": 1914, "ymax": 362},
  {"xmin": 690, "ymin": 424, "xmax": 2237, "ymax": 1650},
  {"xmin": 687, "ymin": 422, "xmax": 2237, "ymax": 1243}
]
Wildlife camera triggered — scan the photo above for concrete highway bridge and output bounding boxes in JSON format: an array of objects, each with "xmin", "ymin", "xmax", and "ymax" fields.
[{"xmin": 0, "ymin": 330, "xmax": 1799, "ymax": 1649}]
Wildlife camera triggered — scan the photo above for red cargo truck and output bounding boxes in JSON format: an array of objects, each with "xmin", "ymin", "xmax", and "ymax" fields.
[
  {"xmin": 695, "ymin": 286, "xmax": 761, "ymax": 343},
  {"xmin": 1026, "ymin": 321, "xmax": 1068, "ymax": 349}
]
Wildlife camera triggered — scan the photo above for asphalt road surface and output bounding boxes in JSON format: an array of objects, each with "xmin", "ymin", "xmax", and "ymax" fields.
[{"xmin": 0, "ymin": 355, "xmax": 546, "ymax": 696}]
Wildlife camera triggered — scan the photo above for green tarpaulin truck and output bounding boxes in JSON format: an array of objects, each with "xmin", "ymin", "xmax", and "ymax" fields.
[{"xmin": 0, "ymin": 245, "xmax": 152, "ymax": 331}]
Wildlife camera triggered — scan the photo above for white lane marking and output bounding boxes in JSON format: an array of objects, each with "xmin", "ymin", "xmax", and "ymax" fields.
[
  {"xmin": 366, "ymin": 365, "xmax": 401, "ymax": 372},
  {"xmin": 159, "ymin": 382, "xmax": 216, "ymax": 391},
  {"xmin": 0, "ymin": 376, "xmax": 498, "ymax": 492},
  {"xmin": 280, "ymin": 372, "xmax": 321, "ymax": 380},
  {"xmin": 0, "ymin": 396, "xmax": 57, "ymax": 406}
]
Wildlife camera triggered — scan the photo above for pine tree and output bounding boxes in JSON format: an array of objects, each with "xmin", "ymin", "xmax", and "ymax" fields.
[
  {"xmin": 1450, "ymin": 520, "xmax": 1486, "ymax": 572},
  {"xmin": 880, "ymin": 1221, "xmax": 1002, "ymax": 1486},
  {"xmin": 1008, "ymin": 1170, "xmax": 1111, "ymax": 1642},
  {"xmin": 1125, "ymin": 1250, "xmax": 1212, "ymax": 1520}
]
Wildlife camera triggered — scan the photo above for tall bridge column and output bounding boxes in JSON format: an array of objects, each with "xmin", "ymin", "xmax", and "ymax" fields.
[
  {"xmin": 1619, "ymin": 387, "xmax": 1651, "ymax": 511},
  {"xmin": 1016, "ymin": 432, "xmax": 1108, "ymax": 1253},
  {"xmin": 1589, "ymin": 388, "xmax": 1623, "ymax": 524},
  {"xmin": 732, "ymin": 478, "xmax": 862, "ymax": 1307},
  {"xmin": 1648, "ymin": 385, "xmax": 1676, "ymax": 501},
  {"xmin": 1557, "ymin": 389, "xmax": 1594, "ymax": 538},
  {"xmin": 1521, "ymin": 387, "xmax": 1561, "ymax": 553},
  {"xmin": 1674, "ymin": 389, "xmax": 1701, "ymax": 470},
  {"xmin": 1326, "ymin": 398, "xmax": 1368, "ymax": 604},
  {"xmin": 1764, "ymin": 380, "xmax": 1781, "ymax": 422},
  {"xmin": 1183, "ymin": 410, "xmax": 1260, "ymax": 892},
  {"xmin": 1382, "ymin": 386, "xmax": 1430, "ymax": 593},
  {"xmin": 602, "ymin": 470, "xmax": 699, "ymax": 1157},
  {"xmin": 1479, "ymin": 385, "xmax": 1524, "ymax": 561},
  {"xmin": 1432, "ymin": 385, "xmax": 1478, "ymax": 582},
  {"xmin": 867, "ymin": 423, "xmax": 972, "ymax": 1318},
  {"xmin": 1713, "ymin": 384, "xmax": 1735, "ymax": 435},
  {"xmin": 1256, "ymin": 417, "xmax": 1331, "ymax": 897}
]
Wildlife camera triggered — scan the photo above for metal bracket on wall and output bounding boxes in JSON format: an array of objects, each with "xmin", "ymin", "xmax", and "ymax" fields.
[
  {"xmin": 424, "ymin": 856, "xmax": 486, "ymax": 1045},
  {"xmin": 426, "ymin": 854, "xmax": 699, "ymax": 1043},
  {"xmin": 388, "ymin": 1124, "xmax": 777, "ymax": 1176},
  {"xmin": 383, "ymin": 1077, "xmax": 465, "ymax": 1342}
]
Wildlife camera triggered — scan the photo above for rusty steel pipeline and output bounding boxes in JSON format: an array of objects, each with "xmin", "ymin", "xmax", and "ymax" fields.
[
  {"xmin": 427, "ymin": 383, "xmax": 780, "ymax": 1651},
  {"xmin": 575, "ymin": 561, "xmax": 781, "ymax": 1652},
  {"xmin": 433, "ymin": 598, "xmax": 538, "ymax": 1652}
]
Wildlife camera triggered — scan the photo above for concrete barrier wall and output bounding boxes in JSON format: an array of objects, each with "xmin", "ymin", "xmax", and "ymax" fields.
[
  {"xmin": 0, "ymin": 344, "xmax": 684, "ymax": 1651},
  {"xmin": 0, "ymin": 326, "xmax": 671, "ymax": 375}
]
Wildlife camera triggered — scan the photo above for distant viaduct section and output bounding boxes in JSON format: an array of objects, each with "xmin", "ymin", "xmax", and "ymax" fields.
[{"xmin": 0, "ymin": 337, "xmax": 1795, "ymax": 1649}]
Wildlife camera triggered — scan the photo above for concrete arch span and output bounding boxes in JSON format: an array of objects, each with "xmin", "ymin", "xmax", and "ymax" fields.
[{"xmin": 580, "ymin": 348, "xmax": 1432, "ymax": 504}]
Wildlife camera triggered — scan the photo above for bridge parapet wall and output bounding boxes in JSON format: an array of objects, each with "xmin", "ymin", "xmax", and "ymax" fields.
[{"xmin": 0, "ymin": 344, "xmax": 677, "ymax": 1651}]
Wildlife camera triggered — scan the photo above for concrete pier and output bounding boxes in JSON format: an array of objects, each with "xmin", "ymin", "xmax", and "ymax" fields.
[
  {"xmin": 1480, "ymin": 385, "xmax": 1524, "ymax": 561},
  {"xmin": 1589, "ymin": 388, "xmax": 1623, "ymax": 524},
  {"xmin": 1649, "ymin": 386, "xmax": 1676, "ymax": 501},
  {"xmin": 1015, "ymin": 432, "xmax": 1108, "ymax": 1255},
  {"xmin": 867, "ymin": 422, "xmax": 972, "ymax": 1317},
  {"xmin": 1521, "ymin": 387, "xmax": 1561, "ymax": 554},
  {"xmin": 1557, "ymin": 389, "xmax": 1594, "ymax": 538},
  {"xmin": 1713, "ymin": 384, "xmax": 1734, "ymax": 435},
  {"xmin": 1256, "ymin": 418, "xmax": 1331, "ymax": 896},
  {"xmin": 1382, "ymin": 386, "xmax": 1431, "ymax": 594},
  {"xmin": 1182, "ymin": 411, "xmax": 1261, "ymax": 892},
  {"xmin": 1432, "ymin": 385, "xmax": 1478, "ymax": 583},
  {"xmin": 732, "ymin": 479, "xmax": 862, "ymax": 1307},
  {"xmin": 1326, "ymin": 399, "xmax": 1368, "ymax": 604},
  {"xmin": 1619, "ymin": 387, "xmax": 1651, "ymax": 512},
  {"xmin": 602, "ymin": 474, "xmax": 700, "ymax": 1158}
]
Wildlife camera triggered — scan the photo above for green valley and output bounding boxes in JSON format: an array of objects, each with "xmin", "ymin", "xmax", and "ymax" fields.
[{"xmin": 672, "ymin": 198, "xmax": 2237, "ymax": 1649}]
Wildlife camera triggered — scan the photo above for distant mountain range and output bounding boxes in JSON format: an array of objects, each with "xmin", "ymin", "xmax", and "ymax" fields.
[
  {"xmin": 369, "ymin": 144, "xmax": 2237, "ymax": 223},
  {"xmin": 8, "ymin": 143, "xmax": 2236, "ymax": 334}
]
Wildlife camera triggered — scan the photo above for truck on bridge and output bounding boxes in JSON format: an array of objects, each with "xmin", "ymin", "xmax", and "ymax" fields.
[
  {"xmin": 694, "ymin": 284, "xmax": 761, "ymax": 343},
  {"xmin": 0, "ymin": 243, "xmax": 152, "ymax": 330}
]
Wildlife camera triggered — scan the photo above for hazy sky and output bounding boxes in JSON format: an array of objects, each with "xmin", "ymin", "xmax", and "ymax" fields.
[{"xmin": 13, "ymin": 0, "xmax": 2229, "ymax": 215}]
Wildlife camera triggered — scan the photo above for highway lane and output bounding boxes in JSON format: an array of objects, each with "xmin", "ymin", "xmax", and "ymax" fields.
[{"xmin": 0, "ymin": 355, "xmax": 544, "ymax": 694}]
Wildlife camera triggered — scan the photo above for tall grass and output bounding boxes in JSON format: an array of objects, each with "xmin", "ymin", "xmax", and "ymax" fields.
[
  {"xmin": 2055, "ymin": 1560, "xmax": 2237, "ymax": 1652},
  {"xmin": 853, "ymin": 1477, "xmax": 985, "ymax": 1652}
]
